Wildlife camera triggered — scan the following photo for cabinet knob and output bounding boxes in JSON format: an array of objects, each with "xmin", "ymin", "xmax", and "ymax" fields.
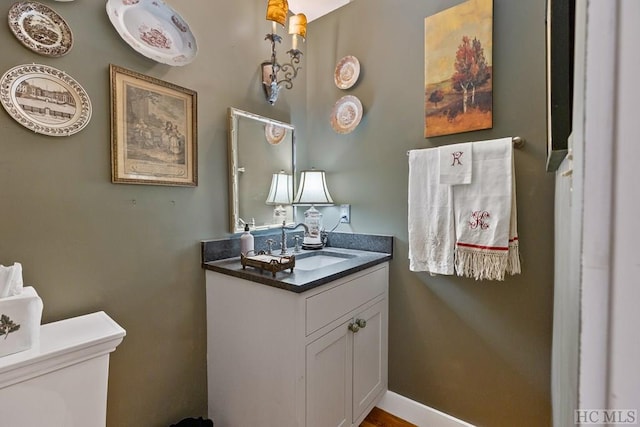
[
  {"xmin": 355, "ymin": 318, "xmax": 367, "ymax": 328},
  {"xmin": 348, "ymin": 322, "xmax": 360, "ymax": 333}
]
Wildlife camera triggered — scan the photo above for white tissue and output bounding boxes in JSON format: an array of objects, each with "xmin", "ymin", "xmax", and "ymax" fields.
[{"xmin": 0, "ymin": 263, "xmax": 24, "ymax": 299}]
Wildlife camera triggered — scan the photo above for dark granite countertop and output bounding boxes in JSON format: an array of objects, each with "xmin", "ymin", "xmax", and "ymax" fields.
[{"xmin": 202, "ymin": 232, "xmax": 393, "ymax": 293}]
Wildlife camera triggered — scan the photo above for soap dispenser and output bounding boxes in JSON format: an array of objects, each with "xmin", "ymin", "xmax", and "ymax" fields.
[{"xmin": 240, "ymin": 224, "xmax": 254, "ymax": 255}]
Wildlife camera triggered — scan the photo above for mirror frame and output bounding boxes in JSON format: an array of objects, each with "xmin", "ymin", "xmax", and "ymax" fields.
[{"xmin": 228, "ymin": 107, "xmax": 296, "ymax": 234}]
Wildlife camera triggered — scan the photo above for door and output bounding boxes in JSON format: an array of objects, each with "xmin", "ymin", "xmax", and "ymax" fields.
[
  {"xmin": 352, "ymin": 299, "xmax": 387, "ymax": 422},
  {"xmin": 306, "ymin": 320, "xmax": 353, "ymax": 427}
]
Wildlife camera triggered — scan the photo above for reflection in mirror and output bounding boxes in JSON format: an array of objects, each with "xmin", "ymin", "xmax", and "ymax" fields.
[{"xmin": 228, "ymin": 108, "xmax": 296, "ymax": 233}]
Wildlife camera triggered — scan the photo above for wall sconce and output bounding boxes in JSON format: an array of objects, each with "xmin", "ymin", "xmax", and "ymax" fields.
[
  {"xmin": 265, "ymin": 170, "xmax": 293, "ymax": 224},
  {"xmin": 262, "ymin": 0, "xmax": 307, "ymax": 105},
  {"xmin": 293, "ymin": 169, "xmax": 334, "ymax": 249}
]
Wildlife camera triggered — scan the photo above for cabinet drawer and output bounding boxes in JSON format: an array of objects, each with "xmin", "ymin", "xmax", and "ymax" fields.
[{"xmin": 306, "ymin": 265, "xmax": 387, "ymax": 336}]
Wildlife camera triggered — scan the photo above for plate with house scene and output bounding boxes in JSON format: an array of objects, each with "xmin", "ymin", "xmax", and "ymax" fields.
[
  {"xmin": 106, "ymin": 0, "xmax": 197, "ymax": 66},
  {"xmin": 330, "ymin": 95, "xmax": 363, "ymax": 134},
  {"xmin": 334, "ymin": 55, "xmax": 360, "ymax": 89},
  {"xmin": 0, "ymin": 64, "xmax": 92, "ymax": 136},
  {"xmin": 8, "ymin": 1, "xmax": 73, "ymax": 57}
]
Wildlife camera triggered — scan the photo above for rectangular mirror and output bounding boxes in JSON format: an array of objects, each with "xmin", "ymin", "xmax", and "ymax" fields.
[{"xmin": 228, "ymin": 108, "xmax": 296, "ymax": 233}]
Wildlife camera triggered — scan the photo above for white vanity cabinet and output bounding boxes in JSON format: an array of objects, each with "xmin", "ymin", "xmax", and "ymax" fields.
[{"xmin": 205, "ymin": 262, "xmax": 388, "ymax": 427}]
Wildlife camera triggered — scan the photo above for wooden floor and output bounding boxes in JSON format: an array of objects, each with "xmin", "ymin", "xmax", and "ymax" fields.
[{"xmin": 360, "ymin": 407, "xmax": 417, "ymax": 427}]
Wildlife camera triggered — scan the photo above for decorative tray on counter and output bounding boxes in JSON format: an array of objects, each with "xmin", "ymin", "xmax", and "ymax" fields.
[{"xmin": 240, "ymin": 252, "xmax": 295, "ymax": 277}]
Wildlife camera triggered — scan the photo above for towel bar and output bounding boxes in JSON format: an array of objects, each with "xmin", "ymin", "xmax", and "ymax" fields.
[{"xmin": 407, "ymin": 136, "xmax": 525, "ymax": 156}]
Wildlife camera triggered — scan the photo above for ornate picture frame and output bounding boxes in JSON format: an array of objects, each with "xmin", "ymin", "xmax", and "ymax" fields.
[
  {"xmin": 109, "ymin": 64, "xmax": 197, "ymax": 186},
  {"xmin": 0, "ymin": 64, "xmax": 91, "ymax": 136}
]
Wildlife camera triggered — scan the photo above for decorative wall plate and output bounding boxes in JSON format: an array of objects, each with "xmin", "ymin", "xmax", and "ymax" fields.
[
  {"xmin": 106, "ymin": 0, "xmax": 198, "ymax": 66},
  {"xmin": 0, "ymin": 64, "xmax": 92, "ymax": 136},
  {"xmin": 334, "ymin": 55, "xmax": 360, "ymax": 89},
  {"xmin": 8, "ymin": 1, "xmax": 74, "ymax": 57},
  {"xmin": 265, "ymin": 123, "xmax": 286, "ymax": 145},
  {"xmin": 330, "ymin": 95, "xmax": 363, "ymax": 134}
]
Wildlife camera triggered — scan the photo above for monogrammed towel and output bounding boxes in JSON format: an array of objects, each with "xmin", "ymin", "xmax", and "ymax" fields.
[
  {"xmin": 453, "ymin": 138, "xmax": 521, "ymax": 280},
  {"xmin": 439, "ymin": 142, "xmax": 472, "ymax": 185},
  {"xmin": 408, "ymin": 148, "xmax": 455, "ymax": 274}
]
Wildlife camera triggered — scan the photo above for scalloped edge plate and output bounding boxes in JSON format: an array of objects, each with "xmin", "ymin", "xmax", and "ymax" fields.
[
  {"xmin": 8, "ymin": 1, "xmax": 74, "ymax": 57},
  {"xmin": 334, "ymin": 55, "xmax": 360, "ymax": 89},
  {"xmin": 0, "ymin": 64, "xmax": 92, "ymax": 136},
  {"xmin": 330, "ymin": 95, "xmax": 363, "ymax": 134},
  {"xmin": 106, "ymin": 0, "xmax": 197, "ymax": 66}
]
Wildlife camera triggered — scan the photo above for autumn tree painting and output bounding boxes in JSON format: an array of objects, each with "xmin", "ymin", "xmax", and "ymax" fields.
[
  {"xmin": 452, "ymin": 36, "xmax": 490, "ymax": 113},
  {"xmin": 424, "ymin": 0, "xmax": 493, "ymax": 137}
]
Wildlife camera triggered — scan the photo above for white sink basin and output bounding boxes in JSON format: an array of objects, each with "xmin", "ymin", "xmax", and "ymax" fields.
[{"xmin": 294, "ymin": 253, "xmax": 352, "ymax": 271}]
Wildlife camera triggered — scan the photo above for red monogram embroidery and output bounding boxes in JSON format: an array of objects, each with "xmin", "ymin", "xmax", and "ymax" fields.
[
  {"xmin": 469, "ymin": 211, "xmax": 490, "ymax": 230},
  {"xmin": 451, "ymin": 151, "xmax": 464, "ymax": 166}
]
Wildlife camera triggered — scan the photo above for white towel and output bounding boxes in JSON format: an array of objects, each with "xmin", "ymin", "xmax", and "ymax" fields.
[
  {"xmin": 453, "ymin": 138, "xmax": 521, "ymax": 280},
  {"xmin": 408, "ymin": 148, "xmax": 455, "ymax": 274},
  {"xmin": 439, "ymin": 142, "xmax": 472, "ymax": 185}
]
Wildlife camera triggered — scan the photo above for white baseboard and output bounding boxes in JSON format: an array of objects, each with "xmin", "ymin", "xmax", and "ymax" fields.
[{"xmin": 377, "ymin": 391, "xmax": 476, "ymax": 427}]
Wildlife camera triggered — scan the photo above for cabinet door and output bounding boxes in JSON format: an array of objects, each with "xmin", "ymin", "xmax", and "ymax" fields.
[
  {"xmin": 352, "ymin": 299, "xmax": 387, "ymax": 422},
  {"xmin": 306, "ymin": 320, "xmax": 353, "ymax": 427}
]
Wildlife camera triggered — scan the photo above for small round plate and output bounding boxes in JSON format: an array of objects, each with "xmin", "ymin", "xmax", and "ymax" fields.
[
  {"xmin": 265, "ymin": 123, "xmax": 286, "ymax": 145},
  {"xmin": 334, "ymin": 55, "xmax": 360, "ymax": 90},
  {"xmin": 330, "ymin": 95, "xmax": 363, "ymax": 134},
  {"xmin": 8, "ymin": 1, "xmax": 74, "ymax": 57}
]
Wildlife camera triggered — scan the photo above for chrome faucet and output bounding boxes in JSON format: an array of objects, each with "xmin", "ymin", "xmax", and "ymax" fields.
[{"xmin": 280, "ymin": 221, "xmax": 309, "ymax": 255}]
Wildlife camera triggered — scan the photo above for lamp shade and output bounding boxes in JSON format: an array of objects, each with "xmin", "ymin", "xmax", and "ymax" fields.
[
  {"xmin": 266, "ymin": 0, "xmax": 289, "ymax": 27},
  {"xmin": 293, "ymin": 169, "xmax": 334, "ymax": 206},
  {"xmin": 288, "ymin": 13, "xmax": 307, "ymax": 38},
  {"xmin": 266, "ymin": 171, "xmax": 293, "ymax": 205}
]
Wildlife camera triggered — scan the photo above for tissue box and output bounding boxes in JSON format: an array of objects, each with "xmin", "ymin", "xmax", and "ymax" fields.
[{"xmin": 0, "ymin": 287, "xmax": 43, "ymax": 357}]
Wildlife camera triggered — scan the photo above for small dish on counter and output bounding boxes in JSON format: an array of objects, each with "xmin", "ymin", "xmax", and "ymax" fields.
[
  {"xmin": 334, "ymin": 55, "xmax": 360, "ymax": 89},
  {"xmin": 240, "ymin": 252, "xmax": 295, "ymax": 277},
  {"xmin": 105, "ymin": 0, "xmax": 197, "ymax": 66},
  {"xmin": 8, "ymin": 1, "xmax": 74, "ymax": 57},
  {"xmin": 330, "ymin": 95, "xmax": 363, "ymax": 134}
]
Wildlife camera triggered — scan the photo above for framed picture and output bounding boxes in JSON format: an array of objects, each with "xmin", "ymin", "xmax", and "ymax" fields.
[
  {"xmin": 424, "ymin": 0, "xmax": 493, "ymax": 138},
  {"xmin": 109, "ymin": 64, "xmax": 197, "ymax": 186},
  {"xmin": 0, "ymin": 63, "xmax": 92, "ymax": 136},
  {"xmin": 545, "ymin": 0, "xmax": 575, "ymax": 171}
]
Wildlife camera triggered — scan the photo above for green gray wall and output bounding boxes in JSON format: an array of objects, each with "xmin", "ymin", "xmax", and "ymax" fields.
[
  {"xmin": 305, "ymin": 0, "xmax": 553, "ymax": 426},
  {"xmin": 0, "ymin": 0, "xmax": 553, "ymax": 426},
  {"xmin": 0, "ymin": 0, "xmax": 295, "ymax": 425}
]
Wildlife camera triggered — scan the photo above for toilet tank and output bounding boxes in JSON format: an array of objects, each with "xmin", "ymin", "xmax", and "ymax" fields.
[{"xmin": 0, "ymin": 311, "xmax": 126, "ymax": 427}]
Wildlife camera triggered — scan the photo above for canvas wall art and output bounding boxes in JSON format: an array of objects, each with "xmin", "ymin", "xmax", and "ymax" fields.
[{"xmin": 424, "ymin": 0, "xmax": 493, "ymax": 138}]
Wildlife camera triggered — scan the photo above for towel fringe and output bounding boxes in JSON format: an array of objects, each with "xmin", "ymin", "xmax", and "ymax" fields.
[
  {"xmin": 506, "ymin": 240, "xmax": 521, "ymax": 275},
  {"xmin": 455, "ymin": 247, "xmax": 509, "ymax": 281}
]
